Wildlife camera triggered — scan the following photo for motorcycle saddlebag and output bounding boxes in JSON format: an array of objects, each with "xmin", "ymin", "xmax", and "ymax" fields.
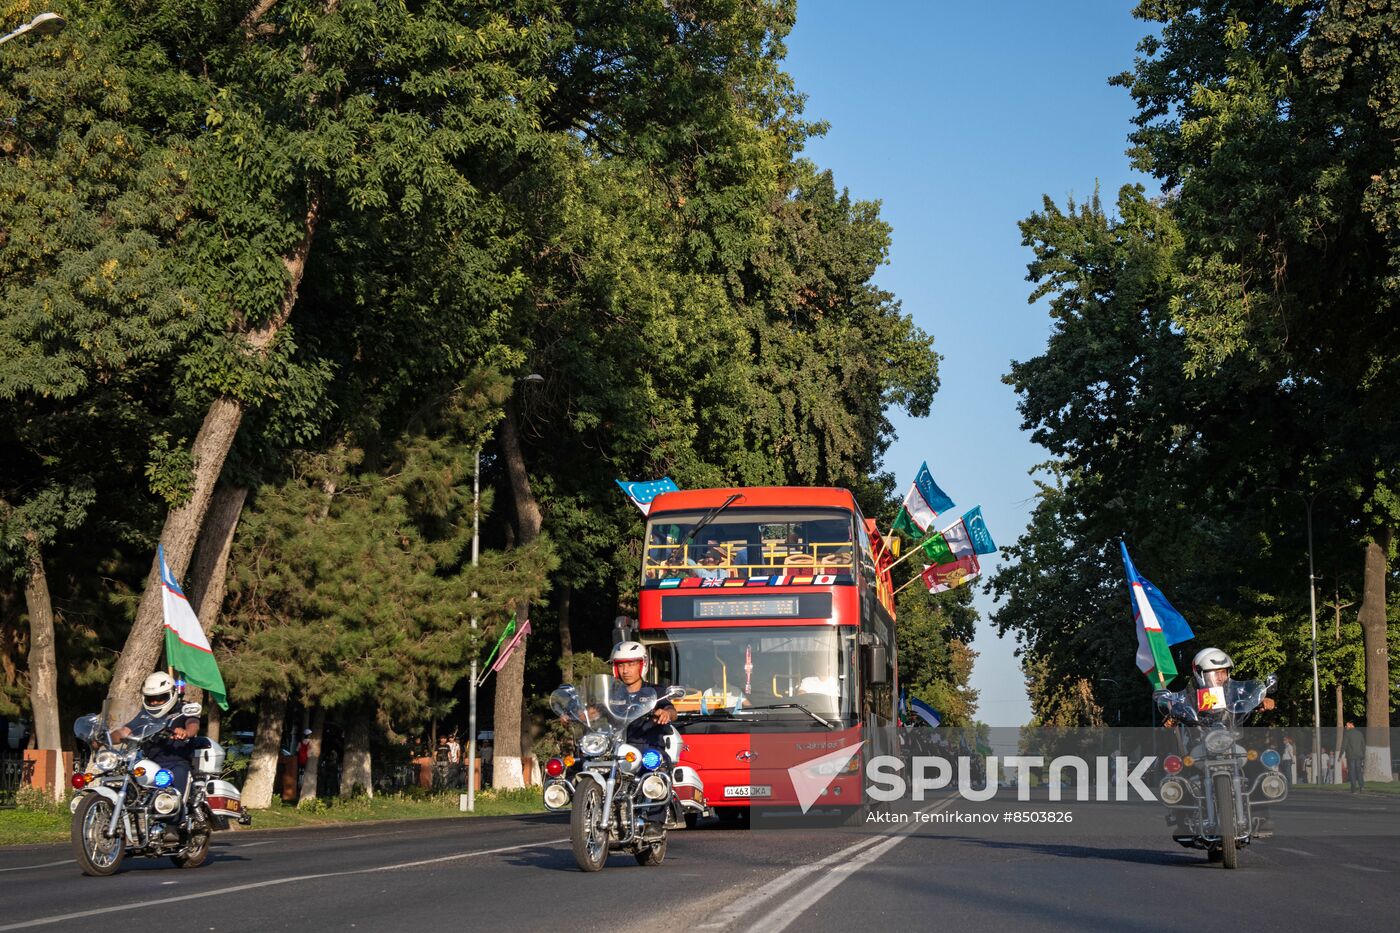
[
  {"xmin": 671, "ymin": 765, "xmax": 707, "ymax": 813},
  {"xmin": 204, "ymin": 779, "xmax": 245, "ymax": 820}
]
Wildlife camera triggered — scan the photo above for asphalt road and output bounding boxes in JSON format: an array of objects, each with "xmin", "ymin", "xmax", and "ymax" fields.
[{"xmin": 2, "ymin": 789, "xmax": 1397, "ymax": 932}]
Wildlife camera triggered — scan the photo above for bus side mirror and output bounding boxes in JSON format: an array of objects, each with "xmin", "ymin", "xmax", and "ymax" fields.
[{"xmin": 865, "ymin": 645, "xmax": 888, "ymax": 684}]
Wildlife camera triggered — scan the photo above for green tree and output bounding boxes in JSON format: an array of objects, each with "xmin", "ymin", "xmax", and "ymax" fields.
[{"xmin": 1115, "ymin": 0, "xmax": 1400, "ymax": 777}]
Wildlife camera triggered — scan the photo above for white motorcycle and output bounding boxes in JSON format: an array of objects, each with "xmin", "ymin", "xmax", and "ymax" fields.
[
  {"xmin": 69, "ymin": 706, "xmax": 249, "ymax": 876},
  {"xmin": 543, "ymin": 679, "xmax": 706, "ymax": 871}
]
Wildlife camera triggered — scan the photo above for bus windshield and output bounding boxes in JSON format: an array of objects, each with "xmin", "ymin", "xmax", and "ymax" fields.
[
  {"xmin": 643, "ymin": 508, "xmax": 856, "ymax": 582},
  {"xmin": 642, "ymin": 626, "xmax": 857, "ymax": 724}
]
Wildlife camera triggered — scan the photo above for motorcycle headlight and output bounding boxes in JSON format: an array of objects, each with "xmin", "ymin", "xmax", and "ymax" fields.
[
  {"xmin": 1259, "ymin": 773, "xmax": 1287, "ymax": 800},
  {"xmin": 93, "ymin": 750, "xmax": 121, "ymax": 772},
  {"xmin": 640, "ymin": 773, "xmax": 670, "ymax": 801},
  {"xmin": 1159, "ymin": 778, "xmax": 1187, "ymax": 805},
  {"xmin": 542, "ymin": 782, "xmax": 572, "ymax": 810},
  {"xmin": 1204, "ymin": 731, "xmax": 1236, "ymax": 755},
  {"xmin": 579, "ymin": 732, "xmax": 609, "ymax": 757},
  {"xmin": 152, "ymin": 789, "xmax": 182, "ymax": 816}
]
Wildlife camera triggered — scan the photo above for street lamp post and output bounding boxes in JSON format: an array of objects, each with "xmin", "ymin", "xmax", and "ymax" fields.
[
  {"xmin": 466, "ymin": 448, "xmax": 480, "ymax": 812},
  {"xmin": 465, "ymin": 373, "xmax": 544, "ymax": 810},
  {"xmin": 1304, "ymin": 494, "xmax": 1323, "ymax": 784},
  {"xmin": 0, "ymin": 12, "xmax": 66, "ymax": 47}
]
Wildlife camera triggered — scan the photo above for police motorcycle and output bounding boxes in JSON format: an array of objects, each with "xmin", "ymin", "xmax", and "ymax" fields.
[
  {"xmin": 69, "ymin": 700, "xmax": 248, "ymax": 876},
  {"xmin": 1153, "ymin": 648, "xmax": 1287, "ymax": 869},
  {"xmin": 543, "ymin": 676, "xmax": 705, "ymax": 871}
]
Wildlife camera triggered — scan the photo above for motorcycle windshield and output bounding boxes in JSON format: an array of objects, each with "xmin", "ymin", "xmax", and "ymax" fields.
[
  {"xmin": 1227, "ymin": 679, "xmax": 1268, "ymax": 714},
  {"xmin": 550, "ymin": 677, "xmax": 677, "ymax": 731},
  {"xmin": 73, "ymin": 714, "xmax": 106, "ymax": 746},
  {"xmin": 1154, "ymin": 690, "xmax": 1200, "ymax": 724},
  {"xmin": 123, "ymin": 711, "xmax": 172, "ymax": 744}
]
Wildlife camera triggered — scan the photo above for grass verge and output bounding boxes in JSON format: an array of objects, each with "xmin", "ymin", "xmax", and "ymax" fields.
[
  {"xmin": 1, "ymin": 787, "xmax": 545, "ymax": 847},
  {"xmin": 1294, "ymin": 780, "xmax": 1400, "ymax": 796}
]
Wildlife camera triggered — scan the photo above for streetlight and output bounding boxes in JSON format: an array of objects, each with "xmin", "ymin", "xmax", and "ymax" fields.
[
  {"xmin": 0, "ymin": 12, "xmax": 66, "ymax": 47},
  {"xmin": 465, "ymin": 373, "xmax": 544, "ymax": 811}
]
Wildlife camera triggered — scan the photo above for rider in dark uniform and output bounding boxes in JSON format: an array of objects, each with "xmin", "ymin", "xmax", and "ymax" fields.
[{"xmin": 110, "ymin": 672, "xmax": 201, "ymax": 833}]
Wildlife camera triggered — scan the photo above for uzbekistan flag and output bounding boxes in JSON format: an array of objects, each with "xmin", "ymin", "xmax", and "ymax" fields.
[
  {"xmin": 1121, "ymin": 542, "xmax": 1194, "ymax": 685},
  {"xmin": 908, "ymin": 696, "xmax": 942, "ymax": 728},
  {"xmin": 892, "ymin": 463, "xmax": 955, "ymax": 536},
  {"xmin": 615, "ymin": 478, "xmax": 679, "ymax": 514},
  {"xmin": 158, "ymin": 546, "xmax": 228, "ymax": 709}
]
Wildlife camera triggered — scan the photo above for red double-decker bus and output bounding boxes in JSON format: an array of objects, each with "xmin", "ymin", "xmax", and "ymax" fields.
[{"xmin": 636, "ymin": 487, "xmax": 898, "ymax": 819}]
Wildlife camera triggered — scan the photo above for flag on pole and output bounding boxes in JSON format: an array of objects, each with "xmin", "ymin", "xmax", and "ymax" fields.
[
  {"xmin": 615, "ymin": 478, "xmax": 679, "ymax": 514},
  {"xmin": 895, "ymin": 463, "xmax": 955, "ymax": 534},
  {"xmin": 491, "ymin": 616, "xmax": 532, "ymax": 673},
  {"xmin": 919, "ymin": 554, "xmax": 981, "ymax": 593},
  {"xmin": 158, "ymin": 545, "xmax": 227, "ymax": 709},
  {"xmin": 1121, "ymin": 542, "xmax": 1193, "ymax": 684},
  {"xmin": 962, "ymin": 505, "xmax": 998, "ymax": 555},
  {"xmin": 908, "ymin": 696, "xmax": 942, "ymax": 728}
]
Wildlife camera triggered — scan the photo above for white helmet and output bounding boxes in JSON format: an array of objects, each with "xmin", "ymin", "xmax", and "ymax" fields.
[
  {"xmin": 141, "ymin": 671, "xmax": 178, "ymax": 717},
  {"xmin": 610, "ymin": 641, "xmax": 648, "ymax": 678},
  {"xmin": 1191, "ymin": 647, "xmax": 1233, "ymax": 688}
]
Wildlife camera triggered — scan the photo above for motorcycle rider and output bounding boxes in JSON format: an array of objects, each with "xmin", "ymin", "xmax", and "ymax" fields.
[
  {"xmin": 109, "ymin": 672, "xmax": 202, "ymax": 836},
  {"xmin": 609, "ymin": 641, "xmax": 676, "ymax": 746},
  {"xmin": 608, "ymin": 641, "xmax": 678, "ymax": 837},
  {"xmin": 1191, "ymin": 648, "xmax": 1276, "ymax": 711}
]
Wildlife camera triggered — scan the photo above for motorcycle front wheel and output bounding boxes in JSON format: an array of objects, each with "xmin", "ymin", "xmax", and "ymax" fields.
[
  {"xmin": 1213, "ymin": 774, "xmax": 1239, "ymax": 870},
  {"xmin": 71, "ymin": 794, "xmax": 125, "ymax": 877},
  {"xmin": 570, "ymin": 780, "xmax": 610, "ymax": 872}
]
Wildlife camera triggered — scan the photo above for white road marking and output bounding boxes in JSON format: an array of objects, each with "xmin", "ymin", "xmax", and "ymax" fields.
[
  {"xmin": 748, "ymin": 827, "xmax": 916, "ymax": 933},
  {"xmin": 1345, "ymin": 863, "xmax": 1387, "ymax": 874},
  {"xmin": 329, "ymin": 829, "xmax": 412, "ymax": 841},
  {"xmin": 0, "ymin": 837, "xmax": 567, "ymax": 931},
  {"xmin": 1276, "ymin": 847, "xmax": 1315, "ymax": 857},
  {"xmin": 0, "ymin": 860, "xmax": 72, "ymax": 874},
  {"xmin": 238, "ymin": 841, "xmax": 276, "ymax": 848},
  {"xmin": 696, "ymin": 797, "xmax": 956, "ymax": 933}
]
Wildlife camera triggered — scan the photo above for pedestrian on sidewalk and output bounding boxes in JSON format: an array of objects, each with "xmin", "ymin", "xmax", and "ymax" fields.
[
  {"xmin": 1343, "ymin": 722, "xmax": 1366, "ymax": 793},
  {"xmin": 1282, "ymin": 736, "xmax": 1297, "ymax": 786}
]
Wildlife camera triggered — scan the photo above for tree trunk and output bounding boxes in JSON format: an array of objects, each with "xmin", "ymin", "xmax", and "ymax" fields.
[
  {"xmin": 342, "ymin": 715, "xmax": 373, "ymax": 799},
  {"xmin": 188, "ymin": 484, "xmax": 249, "ymax": 628},
  {"xmin": 21, "ymin": 535, "xmax": 62, "ymax": 800},
  {"xmin": 241, "ymin": 695, "xmax": 287, "ymax": 809},
  {"xmin": 207, "ymin": 700, "xmax": 221, "ymax": 744},
  {"xmin": 558, "ymin": 581, "xmax": 573, "ymax": 685},
  {"xmin": 300, "ymin": 707, "xmax": 325, "ymax": 802},
  {"xmin": 1358, "ymin": 534, "xmax": 1393, "ymax": 782},
  {"xmin": 106, "ymin": 197, "xmax": 319, "ymax": 725},
  {"xmin": 492, "ymin": 399, "xmax": 542, "ymax": 790}
]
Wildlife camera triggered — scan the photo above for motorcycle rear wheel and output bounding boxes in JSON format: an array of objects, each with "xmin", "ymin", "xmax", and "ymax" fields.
[
  {"xmin": 635, "ymin": 836, "xmax": 667, "ymax": 866},
  {"xmin": 570, "ymin": 781, "xmax": 610, "ymax": 872},
  {"xmin": 172, "ymin": 829, "xmax": 210, "ymax": 869},
  {"xmin": 1213, "ymin": 774, "xmax": 1239, "ymax": 870},
  {"xmin": 72, "ymin": 794, "xmax": 125, "ymax": 877}
]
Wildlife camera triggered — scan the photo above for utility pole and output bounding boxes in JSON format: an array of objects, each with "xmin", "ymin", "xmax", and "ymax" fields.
[{"xmin": 1322, "ymin": 585, "xmax": 1355, "ymax": 775}]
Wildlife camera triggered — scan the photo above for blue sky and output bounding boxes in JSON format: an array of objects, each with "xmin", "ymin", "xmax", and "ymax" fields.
[{"xmin": 784, "ymin": 1, "xmax": 1158, "ymax": 726}]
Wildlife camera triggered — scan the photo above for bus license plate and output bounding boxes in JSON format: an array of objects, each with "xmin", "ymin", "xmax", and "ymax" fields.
[{"xmin": 724, "ymin": 785, "xmax": 771, "ymax": 798}]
